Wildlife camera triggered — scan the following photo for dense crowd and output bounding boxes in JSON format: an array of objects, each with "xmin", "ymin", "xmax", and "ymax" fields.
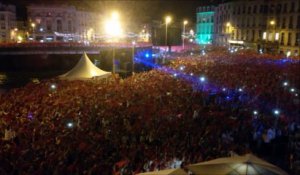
[{"xmin": 0, "ymin": 48, "xmax": 299, "ymax": 175}]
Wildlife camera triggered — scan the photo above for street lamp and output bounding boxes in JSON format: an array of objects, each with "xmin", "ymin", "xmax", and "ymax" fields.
[
  {"xmin": 165, "ymin": 16, "xmax": 172, "ymax": 48},
  {"xmin": 31, "ymin": 23, "xmax": 36, "ymax": 30},
  {"xmin": 31, "ymin": 23, "xmax": 36, "ymax": 41},
  {"xmin": 182, "ymin": 20, "xmax": 188, "ymax": 49},
  {"xmin": 270, "ymin": 20, "xmax": 275, "ymax": 26},
  {"xmin": 132, "ymin": 41, "xmax": 136, "ymax": 75}
]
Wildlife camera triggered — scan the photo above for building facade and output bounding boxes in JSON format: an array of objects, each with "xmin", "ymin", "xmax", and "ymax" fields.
[
  {"xmin": 203, "ymin": 0, "xmax": 300, "ymax": 55},
  {"xmin": 196, "ymin": 6, "xmax": 215, "ymax": 45},
  {"xmin": 0, "ymin": 2, "xmax": 16, "ymax": 42},
  {"xmin": 27, "ymin": 5, "xmax": 101, "ymax": 42}
]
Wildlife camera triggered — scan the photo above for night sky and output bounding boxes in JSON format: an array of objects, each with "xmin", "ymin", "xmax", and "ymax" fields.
[{"xmin": 2, "ymin": 0, "xmax": 226, "ymax": 23}]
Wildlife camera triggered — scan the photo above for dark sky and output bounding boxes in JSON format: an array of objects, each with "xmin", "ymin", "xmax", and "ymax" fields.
[{"xmin": 2, "ymin": 0, "xmax": 224, "ymax": 23}]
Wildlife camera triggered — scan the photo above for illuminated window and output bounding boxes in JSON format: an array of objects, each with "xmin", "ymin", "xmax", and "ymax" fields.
[
  {"xmin": 263, "ymin": 32, "xmax": 267, "ymax": 40},
  {"xmin": 275, "ymin": 33, "xmax": 279, "ymax": 41}
]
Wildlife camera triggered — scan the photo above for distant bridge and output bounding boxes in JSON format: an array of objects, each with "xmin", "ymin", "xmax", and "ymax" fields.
[{"xmin": 0, "ymin": 42, "xmax": 153, "ymax": 55}]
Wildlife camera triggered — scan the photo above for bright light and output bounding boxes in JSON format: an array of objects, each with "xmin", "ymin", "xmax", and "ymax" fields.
[
  {"xmin": 105, "ymin": 11, "xmax": 123, "ymax": 37},
  {"xmin": 290, "ymin": 88, "xmax": 295, "ymax": 92},
  {"xmin": 17, "ymin": 36, "xmax": 23, "ymax": 43},
  {"xmin": 253, "ymin": 110, "xmax": 258, "ymax": 115},
  {"xmin": 270, "ymin": 20, "xmax": 275, "ymax": 25},
  {"xmin": 222, "ymin": 88, "xmax": 226, "ymax": 92},
  {"xmin": 283, "ymin": 81, "xmax": 289, "ymax": 86},
  {"xmin": 67, "ymin": 122, "xmax": 73, "ymax": 128},
  {"xmin": 111, "ymin": 11, "xmax": 119, "ymax": 20},
  {"xmin": 132, "ymin": 41, "xmax": 136, "ymax": 45},
  {"xmin": 50, "ymin": 84, "xmax": 56, "ymax": 90},
  {"xmin": 173, "ymin": 73, "xmax": 177, "ymax": 77},
  {"xmin": 190, "ymin": 29, "xmax": 194, "ymax": 36},
  {"xmin": 183, "ymin": 20, "xmax": 188, "ymax": 25},
  {"xmin": 199, "ymin": 76, "xmax": 205, "ymax": 82},
  {"xmin": 226, "ymin": 22, "xmax": 231, "ymax": 27},
  {"xmin": 145, "ymin": 53, "xmax": 150, "ymax": 58},
  {"xmin": 165, "ymin": 16, "xmax": 172, "ymax": 24},
  {"xmin": 273, "ymin": 109, "xmax": 280, "ymax": 115},
  {"xmin": 238, "ymin": 88, "xmax": 243, "ymax": 92},
  {"xmin": 296, "ymin": 93, "xmax": 298, "ymax": 97},
  {"xmin": 275, "ymin": 33, "xmax": 279, "ymax": 40},
  {"xmin": 263, "ymin": 32, "xmax": 267, "ymax": 40},
  {"xmin": 39, "ymin": 28, "xmax": 43, "ymax": 32},
  {"xmin": 286, "ymin": 51, "xmax": 291, "ymax": 58},
  {"xmin": 179, "ymin": 66, "xmax": 185, "ymax": 71},
  {"xmin": 190, "ymin": 73, "xmax": 194, "ymax": 76},
  {"xmin": 228, "ymin": 40, "xmax": 244, "ymax": 44},
  {"xmin": 31, "ymin": 23, "xmax": 35, "ymax": 28}
]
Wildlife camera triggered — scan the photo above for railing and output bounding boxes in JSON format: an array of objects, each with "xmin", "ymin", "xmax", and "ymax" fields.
[{"xmin": 0, "ymin": 42, "xmax": 153, "ymax": 55}]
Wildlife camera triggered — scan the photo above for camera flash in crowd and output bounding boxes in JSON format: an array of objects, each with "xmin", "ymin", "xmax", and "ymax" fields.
[
  {"xmin": 199, "ymin": 76, "xmax": 205, "ymax": 82},
  {"xmin": 290, "ymin": 88, "xmax": 295, "ymax": 92},
  {"xmin": 67, "ymin": 122, "xmax": 74, "ymax": 128},
  {"xmin": 273, "ymin": 109, "xmax": 280, "ymax": 116},
  {"xmin": 50, "ymin": 84, "xmax": 56, "ymax": 90},
  {"xmin": 253, "ymin": 110, "xmax": 258, "ymax": 115}
]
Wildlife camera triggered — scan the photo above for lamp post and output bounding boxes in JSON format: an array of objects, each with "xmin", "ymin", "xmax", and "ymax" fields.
[
  {"xmin": 31, "ymin": 23, "xmax": 36, "ymax": 41},
  {"xmin": 165, "ymin": 16, "xmax": 172, "ymax": 48},
  {"xmin": 132, "ymin": 41, "xmax": 136, "ymax": 75},
  {"xmin": 269, "ymin": 20, "xmax": 279, "ymax": 54},
  {"xmin": 182, "ymin": 20, "xmax": 188, "ymax": 49},
  {"xmin": 105, "ymin": 11, "xmax": 122, "ymax": 74},
  {"xmin": 269, "ymin": 20, "xmax": 275, "ymax": 41}
]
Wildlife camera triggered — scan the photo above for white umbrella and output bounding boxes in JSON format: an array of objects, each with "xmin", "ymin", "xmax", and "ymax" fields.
[
  {"xmin": 186, "ymin": 154, "xmax": 288, "ymax": 175},
  {"xmin": 137, "ymin": 168, "xmax": 188, "ymax": 175}
]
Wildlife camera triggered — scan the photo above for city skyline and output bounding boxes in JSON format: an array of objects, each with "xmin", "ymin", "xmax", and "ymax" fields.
[{"xmin": 1, "ymin": 0, "xmax": 223, "ymax": 23}]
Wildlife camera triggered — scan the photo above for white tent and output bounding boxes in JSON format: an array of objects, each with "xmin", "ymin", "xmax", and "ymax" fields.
[
  {"xmin": 186, "ymin": 154, "xmax": 289, "ymax": 175},
  {"xmin": 59, "ymin": 52, "xmax": 111, "ymax": 80},
  {"xmin": 137, "ymin": 168, "xmax": 188, "ymax": 175}
]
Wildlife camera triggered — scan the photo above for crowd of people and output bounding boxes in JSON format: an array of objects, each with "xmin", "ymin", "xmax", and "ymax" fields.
[{"xmin": 0, "ymin": 48, "xmax": 299, "ymax": 175}]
